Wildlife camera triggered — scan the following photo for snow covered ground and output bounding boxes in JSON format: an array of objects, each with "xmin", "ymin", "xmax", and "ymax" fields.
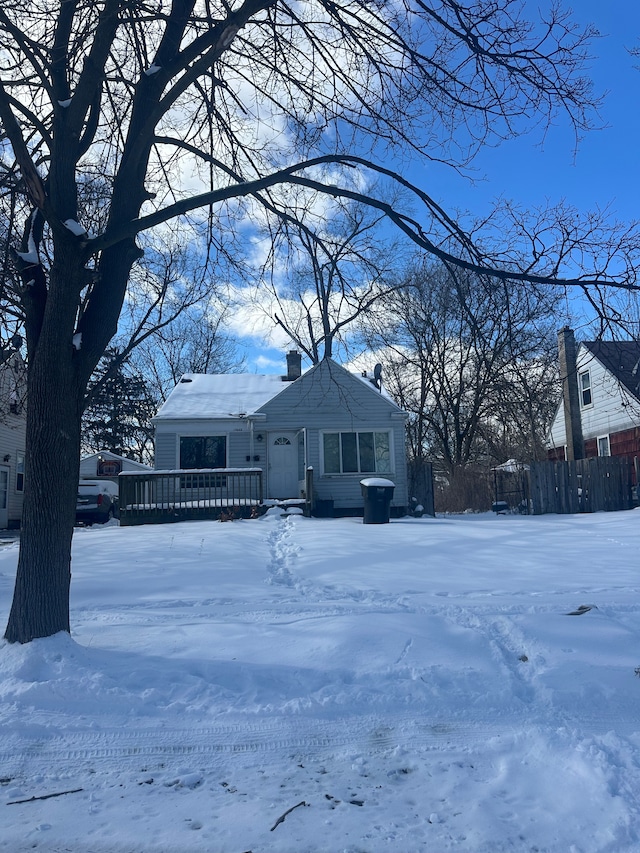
[{"xmin": 2, "ymin": 508, "xmax": 640, "ymax": 853}]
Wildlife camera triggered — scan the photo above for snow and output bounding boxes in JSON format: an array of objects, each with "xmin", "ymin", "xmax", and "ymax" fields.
[
  {"xmin": 14, "ymin": 249, "xmax": 38, "ymax": 264},
  {"xmin": 144, "ymin": 64, "xmax": 162, "ymax": 76},
  {"xmin": 153, "ymin": 364, "xmax": 405, "ymax": 422},
  {"xmin": 492, "ymin": 458, "xmax": 530, "ymax": 473},
  {"xmin": 153, "ymin": 372, "xmax": 288, "ymax": 420},
  {"xmin": 15, "ymin": 210, "xmax": 40, "ymax": 265},
  {"xmin": 2, "ymin": 508, "xmax": 640, "ymax": 852},
  {"xmin": 72, "ymin": 332, "xmax": 82, "ymax": 350},
  {"xmin": 63, "ymin": 219, "xmax": 88, "ymax": 237},
  {"xmin": 354, "ymin": 371, "xmax": 396, "ymax": 403}
]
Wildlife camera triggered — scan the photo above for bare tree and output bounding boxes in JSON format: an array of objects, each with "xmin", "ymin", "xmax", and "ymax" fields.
[
  {"xmin": 0, "ymin": 345, "xmax": 26, "ymax": 423},
  {"xmin": 481, "ymin": 352, "xmax": 560, "ymax": 464},
  {"xmin": 131, "ymin": 302, "xmax": 243, "ymax": 403},
  {"xmin": 0, "ymin": 0, "xmax": 637, "ymax": 642},
  {"xmin": 362, "ymin": 262, "xmax": 561, "ymax": 508},
  {"xmin": 85, "ymin": 232, "xmax": 242, "ymax": 400},
  {"xmin": 257, "ymin": 195, "xmax": 405, "ymax": 363}
]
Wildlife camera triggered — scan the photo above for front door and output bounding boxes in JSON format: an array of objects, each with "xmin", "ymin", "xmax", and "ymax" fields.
[
  {"xmin": 268, "ymin": 432, "xmax": 299, "ymax": 499},
  {"xmin": 0, "ymin": 466, "xmax": 8, "ymax": 529}
]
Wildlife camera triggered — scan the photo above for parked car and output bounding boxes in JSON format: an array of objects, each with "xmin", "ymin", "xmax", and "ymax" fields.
[{"xmin": 76, "ymin": 480, "xmax": 119, "ymax": 525}]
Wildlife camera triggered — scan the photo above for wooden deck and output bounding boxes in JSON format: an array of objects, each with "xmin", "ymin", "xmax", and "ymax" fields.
[{"xmin": 118, "ymin": 468, "xmax": 264, "ymax": 525}]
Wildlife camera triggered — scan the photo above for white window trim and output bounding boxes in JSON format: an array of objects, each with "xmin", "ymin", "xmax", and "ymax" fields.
[
  {"xmin": 579, "ymin": 369, "xmax": 593, "ymax": 409},
  {"xmin": 320, "ymin": 429, "xmax": 394, "ymax": 476},
  {"xmin": 15, "ymin": 451, "xmax": 25, "ymax": 493},
  {"xmin": 597, "ymin": 434, "xmax": 611, "ymax": 457}
]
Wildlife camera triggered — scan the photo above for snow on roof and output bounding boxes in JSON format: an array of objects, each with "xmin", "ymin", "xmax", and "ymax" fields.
[
  {"xmin": 491, "ymin": 459, "xmax": 530, "ymax": 473},
  {"xmin": 153, "ymin": 373, "xmax": 289, "ymax": 420},
  {"xmin": 81, "ymin": 450, "xmax": 152, "ymax": 470},
  {"xmin": 353, "ymin": 370, "xmax": 397, "ymax": 402},
  {"xmin": 154, "ymin": 361, "xmax": 405, "ymax": 421}
]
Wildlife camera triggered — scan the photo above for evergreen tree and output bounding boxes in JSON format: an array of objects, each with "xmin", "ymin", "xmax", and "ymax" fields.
[{"xmin": 83, "ymin": 350, "xmax": 156, "ymax": 464}]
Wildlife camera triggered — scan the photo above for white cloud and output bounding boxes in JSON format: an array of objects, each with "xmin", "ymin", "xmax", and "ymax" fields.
[
  {"xmin": 224, "ymin": 283, "xmax": 294, "ymax": 350},
  {"xmin": 253, "ymin": 353, "xmax": 287, "ymax": 372}
]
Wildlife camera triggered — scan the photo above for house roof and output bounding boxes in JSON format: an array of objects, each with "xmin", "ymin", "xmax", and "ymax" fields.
[
  {"xmin": 583, "ymin": 340, "xmax": 640, "ymax": 402},
  {"xmin": 153, "ymin": 359, "xmax": 404, "ymax": 422},
  {"xmin": 153, "ymin": 372, "xmax": 291, "ymax": 420},
  {"xmin": 81, "ymin": 450, "xmax": 152, "ymax": 470}
]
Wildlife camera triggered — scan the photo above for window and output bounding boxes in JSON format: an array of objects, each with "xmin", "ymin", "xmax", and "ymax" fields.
[
  {"xmin": 179, "ymin": 436, "xmax": 226, "ymax": 469},
  {"xmin": 15, "ymin": 452, "xmax": 24, "ymax": 492},
  {"xmin": 322, "ymin": 431, "xmax": 391, "ymax": 474},
  {"xmin": 597, "ymin": 435, "xmax": 610, "ymax": 457},
  {"xmin": 579, "ymin": 370, "xmax": 592, "ymax": 407}
]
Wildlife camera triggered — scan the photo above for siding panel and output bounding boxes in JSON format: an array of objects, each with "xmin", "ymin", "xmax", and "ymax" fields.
[
  {"xmin": 548, "ymin": 344, "xmax": 640, "ymax": 452},
  {"xmin": 154, "ymin": 431, "xmax": 177, "ymax": 469},
  {"xmin": 0, "ymin": 419, "xmax": 26, "ymax": 526},
  {"xmin": 259, "ymin": 361, "xmax": 407, "ymax": 510}
]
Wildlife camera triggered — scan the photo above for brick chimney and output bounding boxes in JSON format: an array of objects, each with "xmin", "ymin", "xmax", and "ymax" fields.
[
  {"xmin": 285, "ymin": 350, "xmax": 302, "ymax": 381},
  {"xmin": 557, "ymin": 326, "xmax": 584, "ymax": 461}
]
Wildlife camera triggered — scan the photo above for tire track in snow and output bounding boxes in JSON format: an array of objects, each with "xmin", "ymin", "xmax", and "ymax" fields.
[
  {"xmin": 0, "ymin": 716, "xmax": 497, "ymax": 777},
  {"xmin": 2, "ymin": 712, "xmax": 638, "ymax": 778}
]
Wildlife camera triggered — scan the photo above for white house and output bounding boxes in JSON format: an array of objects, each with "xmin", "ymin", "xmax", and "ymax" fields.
[
  {"xmin": 152, "ymin": 353, "xmax": 409, "ymax": 516},
  {"xmin": 0, "ymin": 352, "xmax": 26, "ymax": 529},
  {"xmin": 547, "ymin": 333, "xmax": 640, "ymax": 470}
]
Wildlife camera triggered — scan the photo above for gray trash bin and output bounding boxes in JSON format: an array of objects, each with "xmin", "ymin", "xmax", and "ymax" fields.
[{"xmin": 360, "ymin": 478, "xmax": 395, "ymax": 524}]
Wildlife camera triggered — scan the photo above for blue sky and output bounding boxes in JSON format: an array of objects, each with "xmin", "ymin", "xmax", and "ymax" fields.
[
  {"xmin": 421, "ymin": 1, "xmax": 640, "ymax": 224},
  {"xmin": 240, "ymin": 1, "xmax": 640, "ymax": 374}
]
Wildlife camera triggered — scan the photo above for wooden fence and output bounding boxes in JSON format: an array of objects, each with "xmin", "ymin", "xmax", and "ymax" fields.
[
  {"xmin": 407, "ymin": 459, "xmax": 435, "ymax": 517},
  {"xmin": 527, "ymin": 457, "xmax": 634, "ymax": 515},
  {"xmin": 118, "ymin": 468, "xmax": 263, "ymax": 526}
]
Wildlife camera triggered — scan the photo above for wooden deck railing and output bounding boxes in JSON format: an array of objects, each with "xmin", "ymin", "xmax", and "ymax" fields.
[{"xmin": 118, "ymin": 468, "xmax": 263, "ymax": 526}]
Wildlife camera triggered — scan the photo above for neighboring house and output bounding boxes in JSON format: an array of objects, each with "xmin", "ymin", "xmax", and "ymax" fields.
[
  {"xmin": 152, "ymin": 352, "xmax": 409, "ymax": 515},
  {"xmin": 80, "ymin": 450, "xmax": 152, "ymax": 482},
  {"xmin": 0, "ymin": 353, "xmax": 26, "ymax": 529},
  {"xmin": 547, "ymin": 331, "xmax": 640, "ymax": 476}
]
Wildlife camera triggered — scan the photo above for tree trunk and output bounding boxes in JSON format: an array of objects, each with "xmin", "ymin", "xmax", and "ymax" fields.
[
  {"xmin": 4, "ymin": 232, "xmax": 138, "ymax": 643},
  {"xmin": 5, "ymin": 354, "xmax": 82, "ymax": 642},
  {"xmin": 4, "ymin": 266, "xmax": 85, "ymax": 643}
]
